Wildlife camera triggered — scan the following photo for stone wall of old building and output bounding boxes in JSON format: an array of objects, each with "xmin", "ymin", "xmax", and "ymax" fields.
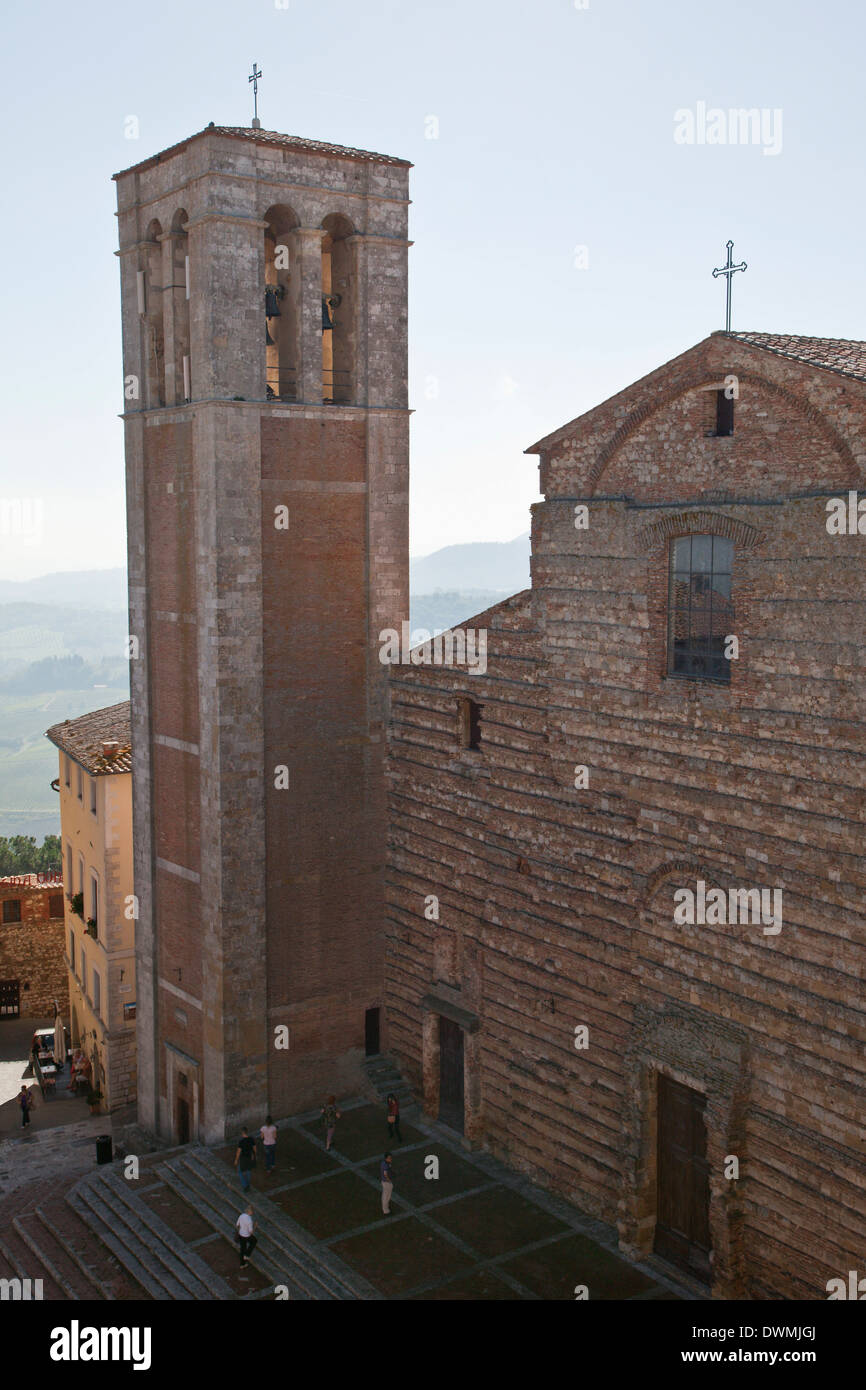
[
  {"xmin": 385, "ymin": 332, "xmax": 866, "ymax": 1301},
  {"xmin": 0, "ymin": 878, "xmax": 67, "ymax": 1018},
  {"xmin": 116, "ymin": 126, "xmax": 410, "ymax": 1141}
]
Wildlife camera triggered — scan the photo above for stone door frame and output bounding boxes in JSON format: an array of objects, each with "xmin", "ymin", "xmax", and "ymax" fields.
[
  {"xmin": 420, "ymin": 993, "xmax": 482, "ymax": 1145},
  {"xmin": 620, "ymin": 1003, "xmax": 749, "ymax": 1299},
  {"xmin": 165, "ymin": 1042, "xmax": 200, "ymax": 1144}
]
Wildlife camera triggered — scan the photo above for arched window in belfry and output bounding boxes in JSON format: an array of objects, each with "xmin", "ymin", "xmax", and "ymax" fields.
[
  {"xmin": 168, "ymin": 208, "xmax": 191, "ymax": 404},
  {"xmin": 263, "ymin": 204, "xmax": 299, "ymax": 401},
  {"xmin": 141, "ymin": 220, "xmax": 165, "ymax": 407},
  {"xmin": 321, "ymin": 214, "xmax": 355, "ymax": 404}
]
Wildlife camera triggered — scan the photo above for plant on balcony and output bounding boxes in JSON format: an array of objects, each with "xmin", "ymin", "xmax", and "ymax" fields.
[
  {"xmin": 71, "ymin": 892, "xmax": 84, "ymax": 919},
  {"xmin": 86, "ymin": 918, "xmax": 98, "ymax": 938}
]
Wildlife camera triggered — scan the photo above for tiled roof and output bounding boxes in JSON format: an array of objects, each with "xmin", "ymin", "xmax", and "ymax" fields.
[
  {"xmin": 0, "ymin": 873, "xmax": 64, "ymax": 890},
  {"xmin": 45, "ymin": 701, "xmax": 132, "ymax": 776},
  {"xmin": 728, "ymin": 332, "xmax": 866, "ymax": 383},
  {"xmin": 114, "ymin": 124, "xmax": 411, "ymax": 179}
]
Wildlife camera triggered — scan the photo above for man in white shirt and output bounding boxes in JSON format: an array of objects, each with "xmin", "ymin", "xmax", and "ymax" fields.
[{"xmin": 236, "ymin": 1206, "xmax": 257, "ymax": 1267}]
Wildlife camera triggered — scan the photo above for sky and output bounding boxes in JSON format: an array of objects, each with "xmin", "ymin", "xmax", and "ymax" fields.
[{"xmin": 1, "ymin": 0, "xmax": 864, "ymax": 580}]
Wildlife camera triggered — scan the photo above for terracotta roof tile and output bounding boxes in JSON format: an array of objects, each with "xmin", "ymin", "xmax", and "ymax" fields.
[
  {"xmin": 114, "ymin": 124, "xmax": 411, "ymax": 180},
  {"xmin": 728, "ymin": 332, "xmax": 866, "ymax": 383},
  {"xmin": 45, "ymin": 701, "xmax": 132, "ymax": 776}
]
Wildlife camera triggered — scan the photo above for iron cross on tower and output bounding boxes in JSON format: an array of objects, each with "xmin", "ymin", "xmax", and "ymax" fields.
[
  {"xmin": 249, "ymin": 62, "xmax": 262, "ymax": 129},
  {"xmin": 712, "ymin": 240, "xmax": 747, "ymax": 332}
]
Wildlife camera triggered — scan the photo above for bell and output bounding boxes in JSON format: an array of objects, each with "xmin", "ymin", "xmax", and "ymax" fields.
[
  {"xmin": 265, "ymin": 287, "xmax": 282, "ymax": 318},
  {"xmin": 322, "ymin": 295, "xmax": 334, "ymax": 330},
  {"xmin": 266, "ymin": 323, "xmax": 276, "ymax": 347}
]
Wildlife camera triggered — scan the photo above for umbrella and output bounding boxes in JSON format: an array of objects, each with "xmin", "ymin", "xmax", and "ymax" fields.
[{"xmin": 53, "ymin": 1014, "xmax": 67, "ymax": 1066}]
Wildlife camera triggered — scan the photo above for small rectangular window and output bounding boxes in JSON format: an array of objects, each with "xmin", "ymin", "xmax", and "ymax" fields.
[
  {"xmin": 123, "ymin": 1002, "xmax": 137, "ymax": 1022},
  {"xmin": 90, "ymin": 777, "xmax": 97, "ymax": 817},
  {"xmin": 78, "ymin": 854, "xmax": 85, "ymax": 896},
  {"xmin": 92, "ymin": 969, "xmax": 101, "ymax": 1017},
  {"xmin": 69, "ymin": 931, "xmax": 75, "ymax": 972},
  {"xmin": 2, "ymin": 899, "xmax": 22, "ymax": 924},
  {"xmin": 49, "ymin": 893, "xmax": 64, "ymax": 918},
  {"xmin": 81, "ymin": 949, "xmax": 87, "ymax": 995},
  {"xmin": 457, "ymin": 697, "xmax": 482, "ymax": 750},
  {"xmin": 715, "ymin": 389, "xmax": 734, "ymax": 437},
  {"xmin": 64, "ymin": 757, "xmax": 71, "ymax": 788},
  {"xmin": 76, "ymin": 765, "xmax": 83, "ymax": 802},
  {"xmin": 66, "ymin": 843, "xmax": 73, "ymax": 893},
  {"xmin": 89, "ymin": 873, "xmax": 99, "ymax": 932}
]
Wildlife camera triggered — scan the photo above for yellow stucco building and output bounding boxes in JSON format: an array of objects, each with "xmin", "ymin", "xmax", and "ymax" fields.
[{"xmin": 47, "ymin": 702, "xmax": 135, "ymax": 1113}]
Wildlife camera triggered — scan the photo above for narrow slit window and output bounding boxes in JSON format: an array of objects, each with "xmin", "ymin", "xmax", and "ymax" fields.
[{"xmin": 715, "ymin": 389, "xmax": 734, "ymax": 437}]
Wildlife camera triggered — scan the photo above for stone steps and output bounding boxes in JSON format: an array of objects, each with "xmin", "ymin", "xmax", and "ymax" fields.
[
  {"xmin": 158, "ymin": 1147, "xmax": 377, "ymax": 1300},
  {"xmin": 363, "ymin": 1054, "xmax": 415, "ymax": 1107},
  {"xmin": 68, "ymin": 1167, "xmax": 233, "ymax": 1301},
  {"xmin": 37, "ymin": 1189, "xmax": 153, "ymax": 1301},
  {"xmin": 0, "ymin": 1222, "xmax": 67, "ymax": 1300},
  {"xmin": 12, "ymin": 1209, "xmax": 104, "ymax": 1300}
]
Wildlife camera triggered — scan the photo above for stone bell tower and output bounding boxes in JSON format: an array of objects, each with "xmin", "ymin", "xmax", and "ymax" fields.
[{"xmin": 114, "ymin": 124, "xmax": 410, "ymax": 1142}]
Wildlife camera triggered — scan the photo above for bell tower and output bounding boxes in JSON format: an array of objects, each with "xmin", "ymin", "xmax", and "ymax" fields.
[{"xmin": 115, "ymin": 125, "xmax": 410, "ymax": 1142}]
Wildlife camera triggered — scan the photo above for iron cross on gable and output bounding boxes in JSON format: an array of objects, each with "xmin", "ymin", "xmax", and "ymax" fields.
[
  {"xmin": 249, "ymin": 62, "xmax": 262, "ymax": 128},
  {"xmin": 712, "ymin": 240, "xmax": 747, "ymax": 332}
]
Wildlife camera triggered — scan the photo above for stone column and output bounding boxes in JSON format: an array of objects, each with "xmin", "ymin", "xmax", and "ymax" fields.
[{"xmin": 290, "ymin": 227, "xmax": 326, "ymax": 404}]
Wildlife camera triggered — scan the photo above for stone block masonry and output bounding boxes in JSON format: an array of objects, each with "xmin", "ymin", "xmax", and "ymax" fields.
[
  {"xmin": 385, "ymin": 331, "xmax": 866, "ymax": 1301},
  {"xmin": 0, "ymin": 878, "xmax": 66, "ymax": 1018}
]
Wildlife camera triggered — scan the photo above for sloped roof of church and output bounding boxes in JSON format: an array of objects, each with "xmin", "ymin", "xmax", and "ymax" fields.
[
  {"xmin": 525, "ymin": 332, "xmax": 866, "ymax": 454},
  {"xmin": 727, "ymin": 332, "xmax": 866, "ymax": 383},
  {"xmin": 114, "ymin": 125, "xmax": 412, "ymax": 179},
  {"xmin": 46, "ymin": 701, "xmax": 132, "ymax": 775}
]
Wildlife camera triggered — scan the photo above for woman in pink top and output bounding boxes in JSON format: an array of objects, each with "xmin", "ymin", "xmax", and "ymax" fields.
[{"xmin": 260, "ymin": 1114, "xmax": 278, "ymax": 1173}]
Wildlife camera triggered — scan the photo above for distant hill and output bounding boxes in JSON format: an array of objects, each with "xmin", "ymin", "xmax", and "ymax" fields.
[
  {"xmin": 0, "ymin": 569, "xmax": 128, "ymax": 610},
  {"xmin": 409, "ymin": 534, "xmax": 530, "ymax": 594}
]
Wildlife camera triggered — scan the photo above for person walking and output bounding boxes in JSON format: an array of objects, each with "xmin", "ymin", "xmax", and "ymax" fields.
[
  {"xmin": 321, "ymin": 1095, "xmax": 341, "ymax": 1151},
  {"xmin": 18, "ymin": 1085, "xmax": 32, "ymax": 1128},
  {"xmin": 236, "ymin": 1206, "xmax": 257, "ymax": 1268},
  {"xmin": 380, "ymin": 1152, "xmax": 395, "ymax": 1215},
  {"xmin": 260, "ymin": 1114, "xmax": 278, "ymax": 1174},
  {"xmin": 386, "ymin": 1092, "xmax": 402, "ymax": 1144},
  {"xmin": 234, "ymin": 1127, "xmax": 257, "ymax": 1192}
]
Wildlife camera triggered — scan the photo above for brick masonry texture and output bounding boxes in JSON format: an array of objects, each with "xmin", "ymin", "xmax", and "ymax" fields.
[
  {"xmin": 384, "ymin": 332, "xmax": 866, "ymax": 1300},
  {"xmin": 0, "ymin": 880, "xmax": 66, "ymax": 1017},
  {"xmin": 116, "ymin": 127, "xmax": 410, "ymax": 1142}
]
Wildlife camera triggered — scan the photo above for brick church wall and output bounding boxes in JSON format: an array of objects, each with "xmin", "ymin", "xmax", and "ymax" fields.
[{"xmin": 385, "ymin": 333, "xmax": 866, "ymax": 1300}]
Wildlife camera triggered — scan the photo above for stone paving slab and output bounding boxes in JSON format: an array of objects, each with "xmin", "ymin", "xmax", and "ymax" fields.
[{"xmin": 331, "ymin": 1215, "xmax": 476, "ymax": 1297}]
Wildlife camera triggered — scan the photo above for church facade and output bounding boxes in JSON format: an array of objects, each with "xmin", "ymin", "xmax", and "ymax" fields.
[{"xmin": 384, "ymin": 331, "xmax": 866, "ymax": 1299}]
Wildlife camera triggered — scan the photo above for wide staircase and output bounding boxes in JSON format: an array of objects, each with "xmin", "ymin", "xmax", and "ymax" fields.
[{"xmin": 0, "ymin": 1145, "xmax": 375, "ymax": 1301}]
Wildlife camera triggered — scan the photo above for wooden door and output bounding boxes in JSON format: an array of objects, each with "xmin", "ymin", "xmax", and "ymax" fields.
[
  {"xmin": 438, "ymin": 1016, "xmax": 464, "ymax": 1134},
  {"xmin": 0, "ymin": 980, "xmax": 20, "ymax": 1018},
  {"xmin": 654, "ymin": 1074, "xmax": 711, "ymax": 1283},
  {"xmin": 177, "ymin": 1096, "xmax": 190, "ymax": 1145},
  {"xmin": 365, "ymin": 1007, "xmax": 380, "ymax": 1057}
]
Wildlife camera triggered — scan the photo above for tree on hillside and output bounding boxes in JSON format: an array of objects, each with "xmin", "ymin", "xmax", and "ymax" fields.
[{"xmin": 0, "ymin": 834, "xmax": 62, "ymax": 877}]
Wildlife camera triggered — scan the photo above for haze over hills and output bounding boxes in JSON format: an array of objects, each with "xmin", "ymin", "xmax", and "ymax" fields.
[
  {"xmin": 409, "ymin": 533, "xmax": 530, "ymax": 593},
  {"xmin": 0, "ymin": 569, "xmax": 129, "ymax": 610},
  {"xmin": 0, "ymin": 541, "xmax": 529, "ymax": 840}
]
